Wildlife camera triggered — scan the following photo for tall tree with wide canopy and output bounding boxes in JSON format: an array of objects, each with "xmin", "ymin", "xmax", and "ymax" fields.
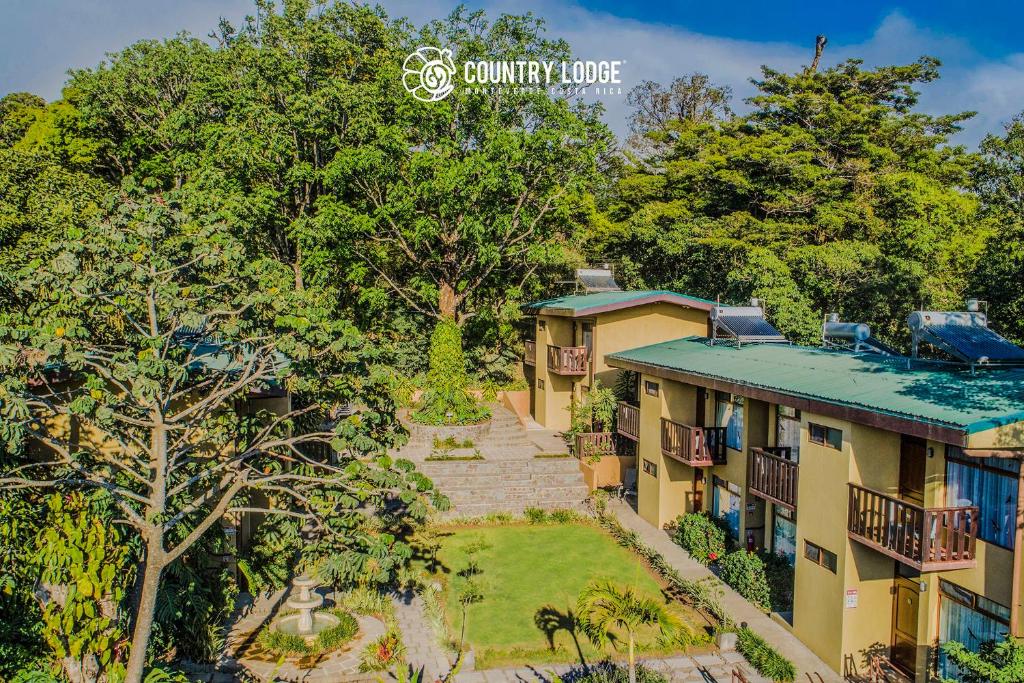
[
  {"xmin": 598, "ymin": 57, "xmax": 986, "ymax": 344},
  {"xmin": 0, "ymin": 193, "xmax": 444, "ymax": 682},
  {"xmin": 971, "ymin": 114, "xmax": 1024, "ymax": 344},
  {"xmin": 67, "ymin": 0, "xmax": 401, "ymax": 295},
  {"xmin": 323, "ymin": 8, "xmax": 612, "ymax": 325}
]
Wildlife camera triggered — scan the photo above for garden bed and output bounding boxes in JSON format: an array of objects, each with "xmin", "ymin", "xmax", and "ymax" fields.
[{"xmin": 415, "ymin": 520, "xmax": 713, "ymax": 670}]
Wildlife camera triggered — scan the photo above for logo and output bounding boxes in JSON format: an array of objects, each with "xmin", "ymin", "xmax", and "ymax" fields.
[{"xmin": 403, "ymin": 47, "xmax": 456, "ymax": 102}]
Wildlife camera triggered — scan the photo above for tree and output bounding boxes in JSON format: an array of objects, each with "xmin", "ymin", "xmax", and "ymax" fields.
[
  {"xmin": 324, "ymin": 7, "xmax": 612, "ymax": 324},
  {"xmin": 971, "ymin": 114, "xmax": 1024, "ymax": 344},
  {"xmin": 576, "ymin": 579, "xmax": 675, "ymax": 683},
  {"xmin": 67, "ymin": 0, "xmax": 401, "ymax": 296},
  {"xmin": 0, "ymin": 194, "xmax": 444, "ymax": 682},
  {"xmin": 941, "ymin": 634, "xmax": 1024, "ymax": 683},
  {"xmin": 598, "ymin": 57, "xmax": 985, "ymax": 345},
  {"xmin": 626, "ymin": 74, "xmax": 732, "ymax": 139}
]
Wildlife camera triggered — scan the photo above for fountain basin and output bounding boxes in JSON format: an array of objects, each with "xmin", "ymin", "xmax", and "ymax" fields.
[{"xmin": 274, "ymin": 611, "xmax": 342, "ymax": 645}]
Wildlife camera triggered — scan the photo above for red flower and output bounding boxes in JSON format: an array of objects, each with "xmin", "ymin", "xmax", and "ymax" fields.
[{"xmin": 708, "ymin": 552, "xmax": 718, "ymax": 561}]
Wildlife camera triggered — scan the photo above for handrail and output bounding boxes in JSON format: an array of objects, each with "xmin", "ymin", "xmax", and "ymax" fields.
[
  {"xmin": 748, "ymin": 447, "xmax": 798, "ymax": 510},
  {"xmin": 616, "ymin": 402, "xmax": 640, "ymax": 441},
  {"xmin": 660, "ymin": 418, "xmax": 727, "ymax": 466},
  {"xmin": 847, "ymin": 483, "xmax": 978, "ymax": 571},
  {"xmin": 575, "ymin": 432, "xmax": 614, "ymax": 459},
  {"xmin": 547, "ymin": 345, "xmax": 588, "ymax": 375}
]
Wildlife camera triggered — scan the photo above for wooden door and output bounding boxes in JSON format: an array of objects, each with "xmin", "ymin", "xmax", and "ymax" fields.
[
  {"xmin": 899, "ymin": 436, "xmax": 927, "ymax": 505},
  {"xmin": 890, "ymin": 576, "xmax": 920, "ymax": 676}
]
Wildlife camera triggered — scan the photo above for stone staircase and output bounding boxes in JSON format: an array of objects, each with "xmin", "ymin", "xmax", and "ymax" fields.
[{"xmin": 395, "ymin": 404, "xmax": 590, "ymax": 517}]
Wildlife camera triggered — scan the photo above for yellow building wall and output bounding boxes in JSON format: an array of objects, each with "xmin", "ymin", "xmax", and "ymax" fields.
[
  {"xmin": 838, "ymin": 423, "xmax": 902, "ymax": 678},
  {"xmin": 533, "ymin": 314, "xmax": 577, "ymax": 431},
  {"xmin": 637, "ymin": 373, "xmax": 703, "ymax": 528},
  {"xmin": 590, "ymin": 303, "xmax": 709, "ymax": 390}
]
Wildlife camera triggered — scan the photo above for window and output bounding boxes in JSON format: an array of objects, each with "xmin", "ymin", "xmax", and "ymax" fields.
[
  {"xmin": 538, "ymin": 320, "xmax": 546, "ymax": 330},
  {"xmin": 776, "ymin": 405, "xmax": 801, "ymax": 461},
  {"xmin": 772, "ymin": 507, "xmax": 797, "ymax": 566},
  {"xmin": 804, "ymin": 540, "xmax": 837, "ymax": 573},
  {"xmin": 938, "ymin": 580, "xmax": 1010, "ymax": 680},
  {"xmin": 946, "ymin": 451, "xmax": 1019, "ymax": 548},
  {"xmin": 712, "ymin": 475, "xmax": 741, "ymax": 541},
  {"xmin": 644, "ymin": 380, "xmax": 659, "ymax": 396},
  {"xmin": 715, "ymin": 392, "xmax": 744, "ymax": 451},
  {"xmin": 642, "ymin": 459, "xmax": 658, "ymax": 477},
  {"xmin": 809, "ymin": 423, "xmax": 842, "ymax": 450},
  {"xmin": 537, "ymin": 378, "xmax": 545, "ymax": 389}
]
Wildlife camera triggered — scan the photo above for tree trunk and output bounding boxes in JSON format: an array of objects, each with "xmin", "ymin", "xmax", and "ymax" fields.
[
  {"xmin": 123, "ymin": 539, "xmax": 165, "ymax": 683},
  {"xmin": 628, "ymin": 632, "xmax": 636, "ymax": 683},
  {"xmin": 438, "ymin": 281, "xmax": 458, "ymax": 321}
]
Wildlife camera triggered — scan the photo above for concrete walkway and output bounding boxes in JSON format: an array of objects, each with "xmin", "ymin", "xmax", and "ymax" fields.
[
  {"xmin": 609, "ymin": 500, "xmax": 842, "ymax": 683},
  {"xmin": 393, "ymin": 589, "xmax": 453, "ymax": 681}
]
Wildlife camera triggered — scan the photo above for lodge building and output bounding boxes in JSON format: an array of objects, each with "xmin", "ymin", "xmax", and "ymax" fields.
[{"xmin": 523, "ymin": 281, "xmax": 1024, "ymax": 682}]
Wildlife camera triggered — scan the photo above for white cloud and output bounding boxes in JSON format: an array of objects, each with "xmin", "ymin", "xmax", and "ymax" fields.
[{"xmin": 3, "ymin": 1, "xmax": 1021, "ymax": 147}]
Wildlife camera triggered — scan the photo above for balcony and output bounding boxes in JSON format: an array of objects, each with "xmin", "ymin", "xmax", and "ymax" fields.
[
  {"xmin": 575, "ymin": 432, "xmax": 614, "ymax": 459},
  {"xmin": 847, "ymin": 484, "xmax": 978, "ymax": 571},
  {"xmin": 616, "ymin": 402, "xmax": 640, "ymax": 441},
  {"xmin": 748, "ymin": 447, "xmax": 798, "ymax": 510},
  {"xmin": 547, "ymin": 345, "xmax": 588, "ymax": 376},
  {"xmin": 660, "ymin": 418, "xmax": 727, "ymax": 466},
  {"xmin": 524, "ymin": 340, "xmax": 536, "ymax": 366}
]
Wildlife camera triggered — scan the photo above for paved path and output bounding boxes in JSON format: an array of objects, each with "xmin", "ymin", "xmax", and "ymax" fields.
[
  {"xmin": 608, "ymin": 500, "xmax": 842, "ymax": 683},
  {"xmin": 453, "ymin": 651, "xmax": 760, "ymax": 683},
  {"xmin": 393, "ymin": 589, "xmax": 452, "ymax": 681}
]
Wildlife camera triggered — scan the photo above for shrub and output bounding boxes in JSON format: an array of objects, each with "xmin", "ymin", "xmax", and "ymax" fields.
[
  {"xmin": 941, "ymin": 634, "xmax": 1024, "ymax": 683},
  {"xmin": 524, "ymin": 507, "xmax": 548, "ymax": 524},
  {"xmin": 549, "ymin": 508, "xmax": 580, "ymax": 524},
  {"xmin": 412, "ymin": 318, "xmax": 491, "ymax": 426},
  {"xmin": 671, "ymin": 513, "xmax": 726, "ymax": 565},
  {"xmin": 432, "ymin": 436, "xmax": 474, "ymax": 450},
  {"xmin": 257, "ymin": 628, "xmax": 308, "ymax": 656},
  {"xmin": 257, "ymin": 609, "xmax": 359, "ymax": 657},
  {"xmin": 570, "ymin": 660, "xmax": 668, "ymax": 683},
  {"xmin": 736, "ymin": 627, "xmax": 796, "ymax": 682},
  {"xmin": 314, "ymin": 611, "xmax": 359, "ymax": 650},
  {"xmin": 718, "ymin": 551, "xmax": 771, "ymax": 613},
  {"xmin": 759, "ymin": 551, "xmax": 794, "ymax": 613}
]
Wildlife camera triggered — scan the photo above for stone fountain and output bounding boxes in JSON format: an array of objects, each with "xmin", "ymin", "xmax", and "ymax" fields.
[{"xmin": 273, "ymin": 574, "xmax": 340, "ymax": 643}]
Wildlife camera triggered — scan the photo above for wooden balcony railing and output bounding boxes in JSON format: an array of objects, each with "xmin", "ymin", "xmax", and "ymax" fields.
[
  {"xmin": 547, "ymin": 345, "xmax": 588, "ymax": 375},
  {"xmin": 748, "ymin": 447, "xmax": 798, "ymax": 510},
  {"xmin": 575, "ymin": 432, "xmax": 614, "ymax": 459},
  {"xmin": 660, "ymin": 418, "xmax": 727, "ymax": 466},
  {"xmin": 847, "ymin": 484, "xmax": 978, "ymax": 571},
  {"xmin": 524, "ymin": 340, "xmax": 536, "ymax": 366},
  {"xmin": 616, "ymin": 402, "xmax": 640, "ymax": 441}
]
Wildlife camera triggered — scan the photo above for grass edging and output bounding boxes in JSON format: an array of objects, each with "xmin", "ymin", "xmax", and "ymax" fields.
[
  {"xmin": 591, "ymin": 494, "xmax": 797, "ymax": 682},
  {"xmin": 736, "ymin": 627, "xmax": 797, "ymax": 683}
]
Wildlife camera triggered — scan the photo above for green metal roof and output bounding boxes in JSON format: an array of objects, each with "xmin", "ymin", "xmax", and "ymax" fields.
[
  {"xmin": 607, "ymin": 337, "xmax": 1024, "ymax": 435},
  {"xmin": 523, "ymin": 290, "xmax": 715, "ymax": 317}
]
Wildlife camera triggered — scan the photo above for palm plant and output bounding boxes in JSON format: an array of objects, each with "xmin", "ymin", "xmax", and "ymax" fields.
[{"xmin": 576, "ymin": 580, "xmax": 675, "ymax": 683}]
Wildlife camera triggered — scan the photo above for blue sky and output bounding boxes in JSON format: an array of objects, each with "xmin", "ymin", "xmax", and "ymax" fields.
[{"xmin": 1, "ymin": 0, "xmax": 1022, "ymax": 146}]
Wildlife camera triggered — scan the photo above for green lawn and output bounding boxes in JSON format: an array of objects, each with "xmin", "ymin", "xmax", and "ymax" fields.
[{"xmin": 420, "ymin": 522, "xmax": 710, "ymax": 669}]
